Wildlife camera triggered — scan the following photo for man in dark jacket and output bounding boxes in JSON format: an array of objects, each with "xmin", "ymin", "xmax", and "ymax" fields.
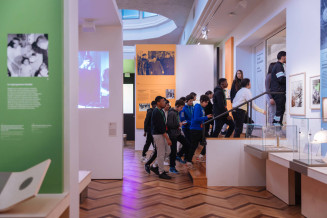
[
  {"xmin": 212, "ymin": 78, "xmax": 235, "ymax": 137},
  {"xmin": 141, "ymin": 101, "xmax": 157, "ymax": 161},
  {"xmin": 270, "ymin": 51, "xmax": 286, "ymax": 126},
  {"xmin": 167, "ymin": 100, "xmax": 190, "ymax": 173}
]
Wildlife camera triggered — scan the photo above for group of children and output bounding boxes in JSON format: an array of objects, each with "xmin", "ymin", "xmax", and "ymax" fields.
[
  {"xmin": 142, "ymin": 93, "xmax": 212, "ymax": 180},
  {"xmin": 141, "ymin": 51, "xmax": 286, "ymax": 180}
]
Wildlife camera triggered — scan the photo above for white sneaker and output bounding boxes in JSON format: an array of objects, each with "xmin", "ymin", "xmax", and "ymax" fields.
[
  {"xmin": 164, "ymin": 161, "xmax": 169, "ymax": 166},
  {"xmin": 186, "ymin": 162, "xmax": 193, "ymax": 169},
  {"xmin": 140, "ymin": 156, "xmax": 148, "ymax": 163}
]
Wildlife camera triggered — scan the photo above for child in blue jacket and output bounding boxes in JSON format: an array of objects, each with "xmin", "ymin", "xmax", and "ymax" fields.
[
  {"xmin": 179, "ymin": 94, "xmax": 194, "ymax": 143},
  {"xmin": 186, "ymin": 95, "xmax": 212, "ymax": 167}
]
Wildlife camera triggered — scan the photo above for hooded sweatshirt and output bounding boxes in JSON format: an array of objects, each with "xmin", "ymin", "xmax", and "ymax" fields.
[
  {"xmin": 213, "ymin": 86, "xmax": 228, "ymax": 117},
  {"xmin": 190, "ymin": 103, "xmax": 208, "ymax": 131}
]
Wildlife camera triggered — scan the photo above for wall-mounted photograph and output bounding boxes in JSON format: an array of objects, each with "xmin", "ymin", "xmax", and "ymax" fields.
[
  {"xmin": 289, "ymin": 72, "xmax": 306, "ymax": 116},
  {"xmin": 137, "ymin": 51, "xmax": 175, "ymax": 75},
  {"xmin": 139, "ymin": 103, "xmax": 150, "ymax": 112},
  {"xmin": 310, "ymin": 75, "xmax": 320, "ymax": 110},
  {"xmin": 166, "ymin": 89, "xmax": 175, "ymax": 99},
  {"xmin": 7, "ymin": 34, "xmax": 49, "ymax": 77}
]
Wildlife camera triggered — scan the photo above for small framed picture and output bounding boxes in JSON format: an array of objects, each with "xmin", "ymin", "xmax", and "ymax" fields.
[
  {"xmin": 289, "ymin": 72, "xmax": 306, "ymax": 116},
  {"xmin": 309, "ymin": 75, "xmax": 320, "ymax": 110},
  {"xmin": 323, "ymin": 98, "xmax": 327, "ymax": 122}
]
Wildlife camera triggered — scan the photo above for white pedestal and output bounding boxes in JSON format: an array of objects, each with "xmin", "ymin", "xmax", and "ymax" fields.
[
  {"xmin": 207, "ymin": 139, "xmax": 266, "ymax": 186},
  {"xmin": 266, "ymin": 160, "xmax": 295, "ymax": 205},
  {"xmin": 302, "ymin": 174, "xmax": 327, "ymax": 218}
]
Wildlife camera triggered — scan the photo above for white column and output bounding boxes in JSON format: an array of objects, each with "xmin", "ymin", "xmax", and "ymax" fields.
[{"xmin": 64, "ymin": 0, "xmax": 79, "ymax": 217}]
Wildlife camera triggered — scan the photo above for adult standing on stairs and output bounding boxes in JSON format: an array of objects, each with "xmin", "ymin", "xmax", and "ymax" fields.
[{"xmin": 270, "ymin": 51, "xmax": 286, "ymax": 126}]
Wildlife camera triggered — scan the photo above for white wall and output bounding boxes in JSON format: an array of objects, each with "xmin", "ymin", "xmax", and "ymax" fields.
[
  {"xmin": 135, "ymin": 44, "xmax": 215, "ymax": 150},
  {"xmin": 218, "ymin": 0, "xmax": 321, "ymax": 126},
  {"xmin": 286, "ymin": 0, "xmax": 320, "ymax": 122},
  {"xmin": 79, "ymin": 26, "xmax": 124, "ymax": 179}
]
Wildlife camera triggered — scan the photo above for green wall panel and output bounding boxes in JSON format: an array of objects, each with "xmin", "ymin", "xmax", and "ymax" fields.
[
  {"xmin": 123, "ymin": 59, "xmax": 135, "ymax": 73},
  {"xmin": 0, "ymin": 0, "xmax": 63, "ymax": 193}
]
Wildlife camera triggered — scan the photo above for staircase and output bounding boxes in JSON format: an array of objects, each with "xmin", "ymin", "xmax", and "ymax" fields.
[{"xmin": 188, "ymin": 146, "xmax": 207, "ymax": 187}]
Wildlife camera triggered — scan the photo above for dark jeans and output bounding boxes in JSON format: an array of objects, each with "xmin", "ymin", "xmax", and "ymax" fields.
[
  {"xmin": 142, "ymin": 132, "xmax": 154, "ymax": 157},
  {"xmin": 170, "ymin": 134, "xmax": 190, "ymax": 167},
  {"xmin": 180, "ymin": 128, "xmax": 191, "ymax": 157},
  {"xmin": 212, "ymin": 117, "xmax": 235, "ymax": 138},
  {"xmin": 186, "ymin": 130, "xmax": 203, "ymax": 163},
  {"xmin": 232, "ymin": 109, "xmax": 246, "ymax": 138},
  {"xmin": 272, "ymin": 94, "xmax": 286, "ymax": 125}
]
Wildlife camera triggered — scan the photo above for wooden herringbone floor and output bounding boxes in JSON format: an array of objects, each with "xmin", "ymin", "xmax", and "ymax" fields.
[{"xmin": 80, "ymin": 142, "xmax": 303, "ymax": 218}]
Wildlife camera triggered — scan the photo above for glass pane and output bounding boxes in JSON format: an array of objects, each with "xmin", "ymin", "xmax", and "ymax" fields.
[
  {"xmin": 266, "ymin": 29, "xmax": 286, "ymax": 70},
  {"xmin": 143, "ymin": 11, "xmax": 157, "ymax": 18},
  {"xmin": 122, "ymin": 9, "xmax": 140, "ymax": 19}
]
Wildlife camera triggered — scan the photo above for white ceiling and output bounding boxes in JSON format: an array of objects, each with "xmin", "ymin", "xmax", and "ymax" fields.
[
  {"xmin": 79, "ymin": 0, "xmax": 121, "ymax": 26},
  {"xmin": 116, "ymin": 0, "xmax": 194, "ymax": 45},
  {"xmin": 195, "ymin": 0, "xmax": 262, "ymax": 45}
]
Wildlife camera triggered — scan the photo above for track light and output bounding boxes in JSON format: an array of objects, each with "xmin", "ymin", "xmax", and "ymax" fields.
[{"xmin": 201, "ymin": 26, "xmax": 209, "ymax": 40}]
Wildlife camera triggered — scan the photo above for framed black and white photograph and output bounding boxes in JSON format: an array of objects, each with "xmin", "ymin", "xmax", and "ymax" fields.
[
  {"xmin": 7, "ymin": 34, "xmax": 49, "ymax": 77},
  {"xmin": 166, "ymin": 89, "xmax": 175, "ymax": 99},
  {"xmin": 137, "ymin": 51, "xmax": 175, "ymax": 75},
  {"xmin": 139, "ymin": 103, "xmax": 150, "ymax": 112},
  {"xmin": 289, "ymin": 72, "xmax": 306, "ymax": 116},
  {"xmin": 310, "ymin": 75, "xmax": 320, "ymax": 110}
]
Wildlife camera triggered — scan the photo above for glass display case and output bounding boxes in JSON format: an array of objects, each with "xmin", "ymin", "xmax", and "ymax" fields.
[
  {"xmin": 292, "ymin": 118, "xmax": 327, "ymax": 166},
  {"xmin": 245, "ymin": 124, "xmax": 297, "ymax": 152}
]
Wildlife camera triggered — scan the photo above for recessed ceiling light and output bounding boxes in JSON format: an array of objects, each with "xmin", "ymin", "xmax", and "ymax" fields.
[{"xmin": 229, "ymin": 12, "xmax": 236, "ymax": 16}]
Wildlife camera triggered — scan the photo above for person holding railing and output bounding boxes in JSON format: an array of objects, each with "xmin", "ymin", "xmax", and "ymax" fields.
[
  {"xmin": 212, "ymin": 78, "xmax": 235, "ymax": 138},
  {"xmin": 186, "ymin": 95, "xmax": 212, "ymax": 168},
  {"xmin": 232, "ymin": 78, "xmax": 266, "ymax": 138}
]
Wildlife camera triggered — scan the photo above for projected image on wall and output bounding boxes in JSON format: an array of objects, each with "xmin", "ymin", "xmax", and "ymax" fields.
[{"xmin": 78, "ymin": 51, "xmax": 109, "ymax": 108}]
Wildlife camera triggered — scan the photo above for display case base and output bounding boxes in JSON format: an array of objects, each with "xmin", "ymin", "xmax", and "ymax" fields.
[{"xmin": 293, "ymin": 159, "xmax": 327, "ymax": 167}]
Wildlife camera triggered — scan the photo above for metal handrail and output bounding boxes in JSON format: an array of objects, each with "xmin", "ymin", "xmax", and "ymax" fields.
[{"xmin": 201, "ymin": 91, "xmax": 285, "ymax": 142}]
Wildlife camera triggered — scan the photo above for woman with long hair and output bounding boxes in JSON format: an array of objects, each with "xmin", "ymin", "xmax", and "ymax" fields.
[{"xmin": 230, "ymin": 70, "xmax": 243, "ymax": 103}]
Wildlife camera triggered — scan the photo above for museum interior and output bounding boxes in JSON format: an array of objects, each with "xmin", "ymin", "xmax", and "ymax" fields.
[{"xmin": 0, "ymin": 0, "xmax": 327, "ymax": 217}]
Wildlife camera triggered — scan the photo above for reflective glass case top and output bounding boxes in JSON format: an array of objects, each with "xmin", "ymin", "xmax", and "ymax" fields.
[
  {"xmin": 292, "ymin": 118, "xmax": 327, "ymax": 166},
  {"xmin": 246, "ymin": 124, "xmax": 297, "ymax": 152}
]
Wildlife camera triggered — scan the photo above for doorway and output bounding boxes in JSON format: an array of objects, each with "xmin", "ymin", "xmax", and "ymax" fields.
[{"xmin": 123, "ymin": 73, "xmax": 135, "ymax": 140}]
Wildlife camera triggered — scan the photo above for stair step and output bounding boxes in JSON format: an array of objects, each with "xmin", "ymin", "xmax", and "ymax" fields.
[{"xmin": 188, "ymin": 162, "xmax": 207, "ymax": 187}]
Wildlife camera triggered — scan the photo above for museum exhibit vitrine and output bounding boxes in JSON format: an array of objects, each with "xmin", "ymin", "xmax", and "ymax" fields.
[
  {"xmin": 292, "ymin": 118, "xmax": 327, "ymax": 166},
  {"xmin": 245, "ymin": 124, "xmax": 297, "ymax": 152}
]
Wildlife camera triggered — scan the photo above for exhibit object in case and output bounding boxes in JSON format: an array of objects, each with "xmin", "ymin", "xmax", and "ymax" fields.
[
  {"xmin": 0, "ymin": 159, "xmax": 51, "ymax": 212},
  {"xmin": 292, "ymin": 118, "xmax": 327, "ymax": 166},
  {"xmin": 245, "ymin": 124, "xmax": 297, "ymax": 152}
]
